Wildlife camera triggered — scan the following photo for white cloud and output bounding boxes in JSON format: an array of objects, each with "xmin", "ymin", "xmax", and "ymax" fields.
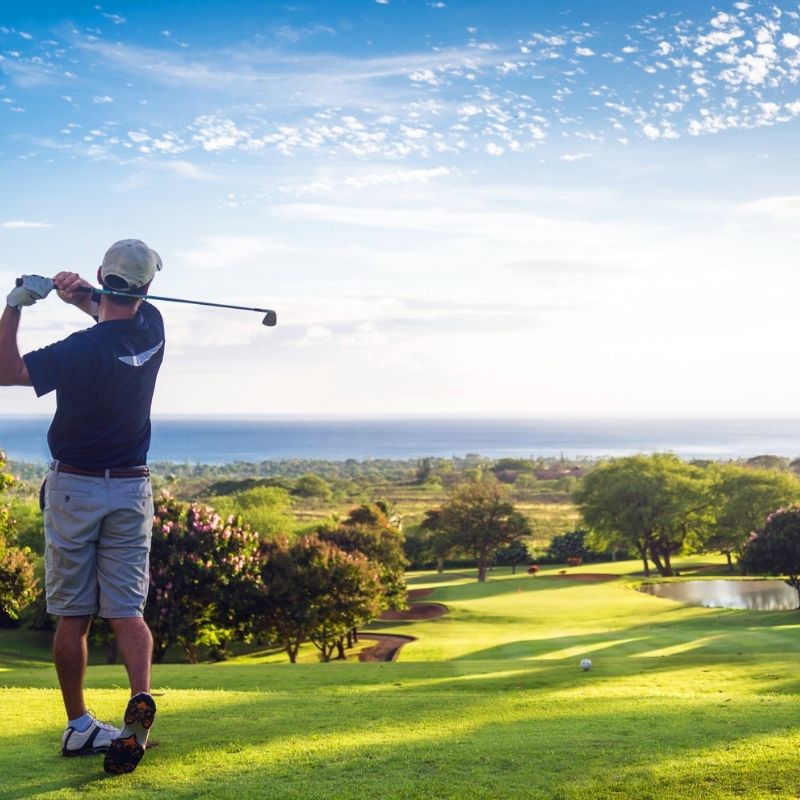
[
  {"xmin": 115, "ymin": 160, "xmax": 218, "ymax": 190},
  {"xmin": 575, "ymin": 47, "xmax": 595, "ymax": 57},
  {"xmin": 641, "ymin": 124, "xmax": 661, "ymax": 140},
  {"xmin": 559, "ymin": 152, "xmax": 593, "ymax": 162},
  {"xmin": 694, "ymin": 26, "xmax": 745, "ymax": 56},
  {"xmin": 92, "ymin": 95, "xmax": 114, "ymax": 104},
  {"xmin": 298, "ymin": 325, "xmax": 333, "ymax": 345},
  {"xmin": 175, "ymin": 235, "xmax": 296, "ymax": 270},
  {"xmin": 485, "ymin": 142, "xmax": 504, "ymax": 156},
  {"xmin": 782, "ymin": 33, "xmax": 800, "ymax": 49},
  {"xmin": 458, "ymin": 104, "xmax": 482, "ymax": 117},
  {"xmin": 721, "ymin": 54, "xmax": 772, "ymax": 85},
  {"xmin": 1, "ymin": 220, "xmax": 52, "ymax": 229},
  {"xmin": 409, "ymin": 69, "xmax": 441, "ymax": 85},
  {"xmin": 741, "ymin": 196, "xmax": 800, "ymax": 220},
  {"xmin": 344, "ymin": 166, "xmax": 454, "ymax": 189},
  {"xmin": 191, "ymin": 115, "xmax": 252, "ymax": 152},
  {"xmin": 272, "ymin": 203, "xmax": 642, "ymax": 250}
]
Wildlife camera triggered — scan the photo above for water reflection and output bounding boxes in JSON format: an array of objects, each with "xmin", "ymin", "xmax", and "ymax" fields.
[{"xmin": 639, "ymin": 579, "xmax": 799, "ymax": 611}]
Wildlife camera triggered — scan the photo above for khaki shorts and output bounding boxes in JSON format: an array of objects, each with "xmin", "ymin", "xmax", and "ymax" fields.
[{"xmin": 43, "ymin": 468, "xmax": 154, "ymax": 618}]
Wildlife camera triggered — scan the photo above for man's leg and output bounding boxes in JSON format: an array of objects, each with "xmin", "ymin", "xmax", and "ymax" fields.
[
  {"xmin": 99, "ymin": 478, "xmax": 157, "ymax": 774},
  {"xmin": 109, "ymin": 617, "xmax": 153, "ymax": 695},
  {"xmin": 53, "ymin": 614, "xmax": 92, "ymax": 720},
  {"xmin": 104, "ymin": 617, "xmax": 156, "ymax": 775}
]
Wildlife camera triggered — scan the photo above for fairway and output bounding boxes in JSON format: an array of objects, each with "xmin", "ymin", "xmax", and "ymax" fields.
[{"xmin": 4, "ymin": 558, "xmax": 800, "ymax": 799}]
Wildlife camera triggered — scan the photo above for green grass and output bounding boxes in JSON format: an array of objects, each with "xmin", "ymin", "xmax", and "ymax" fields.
[{"xmin": 4, "ymin": 557, "xmax": 800, "ymax": 798}]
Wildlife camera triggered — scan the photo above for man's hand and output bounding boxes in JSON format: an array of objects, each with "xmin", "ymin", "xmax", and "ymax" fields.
[
  {"xmin": 7, "ymin": 275, "xmax": 55, "ymax": 310},
  {"xmin": 53, "ymin": 271, "xmax": 93, "ymax": 305}
]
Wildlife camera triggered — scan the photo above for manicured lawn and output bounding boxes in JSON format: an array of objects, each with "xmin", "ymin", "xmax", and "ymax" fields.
[{"xmin": 3, "ymin": 557, "xmax": 800, "ymax": 799}]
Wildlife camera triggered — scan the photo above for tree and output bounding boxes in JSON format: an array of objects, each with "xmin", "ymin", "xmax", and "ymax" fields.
[
  {"xmin": 0, "ymin": 539, "xmax": 38, "ymax": 625},
  {"xmin": 245, "ymin": 535, "xmax": 382, "ymax": 663},
  {"xmin": 415, "ymin": 457, "xmax": 433, "ymax": 485},
  {"xmin": 146, "ymin": 494, "xmax": 260, "ymax": 662},
  {"xmin": 575, "ymin": 454, "xmax": 711, "ymax": 577},
  {"xmin": 745, "ymin": 455, "xmax": 790, "ymax": 471},
  {"xmin": 740, "ymin": 507, "xmax": 800, "ymax": 593},
  {"xmin": 212, "ymin": 485, "xmax": 294, "ymax": 537},
  {"xmin": 7, "ymin": 495, "xmax": 45, "ymax": 555},
  {"xmin": 0, "ymin": 456, "xmax": 37, "ymax": 625},
  {"xmin": 318, "ymin": 503, "xmax": 407, "ymax": 611},
  {"xmin": 309, "ymin": 545, "xmax": 382, "ymax": 662},
  {"xmin": 411, "ymin": 509, "xmax": 460, "ymax": 572},
  {"xmin": 547, "ymin": 531, "xmax": 588, "ymax": 564},
  {"xmin": 494, "ymin": 540, "xmax": 531, "ymax": 574},
  {"xmin": 707, "ymin": 466, "xmax": 800, "ymax": 570},
  {"xmin": 292, "ymin": 474, "xmax": 333, "ymax": 501},
  {"xmin": 436, "ymin": 478, "xmax": 531, "ymax": 582}
]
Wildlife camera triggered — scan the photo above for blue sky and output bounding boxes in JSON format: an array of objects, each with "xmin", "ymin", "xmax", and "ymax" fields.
[{"xmin": 1, "ymin": 0, "xmax": 799, "ymax": 417}]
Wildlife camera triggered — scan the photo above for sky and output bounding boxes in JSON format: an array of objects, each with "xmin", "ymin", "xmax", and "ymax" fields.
[{"xmin": 1, "ymin": 0, "xmax": 799, "ymax": 417}]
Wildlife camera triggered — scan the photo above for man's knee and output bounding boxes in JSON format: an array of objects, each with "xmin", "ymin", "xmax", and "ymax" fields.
[
  {"xmin": 109, "ymin": 616, "xmax": 153, "ymax": 641},
  {"xmin": 56, "ymin": 614, "xmax": 93, "ymax": 637}
]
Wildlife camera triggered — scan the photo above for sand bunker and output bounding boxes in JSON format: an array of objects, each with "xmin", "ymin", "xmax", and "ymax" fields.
[
  {"xmin": 379, "ymin": 602, "xmax": 450, "ymax": 621},
  {"xmin": 361, "ymin": 592, "xmax": 450, "ymax": 661}
]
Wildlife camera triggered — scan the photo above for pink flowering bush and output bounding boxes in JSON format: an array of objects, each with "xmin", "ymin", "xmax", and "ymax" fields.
[{"xmin": 146, "ymin": 493, "xmax": 260, "ymax": 663}]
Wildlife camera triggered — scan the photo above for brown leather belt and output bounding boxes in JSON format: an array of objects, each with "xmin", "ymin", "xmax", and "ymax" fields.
[{"xmin": 52, "ymin": 462, "xmax": 150, "ymax": 479}]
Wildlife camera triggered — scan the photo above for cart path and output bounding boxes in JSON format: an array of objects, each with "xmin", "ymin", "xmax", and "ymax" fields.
[{"xmin": 358, "ymin": 634, "xmax": 417, "ymax": 662}]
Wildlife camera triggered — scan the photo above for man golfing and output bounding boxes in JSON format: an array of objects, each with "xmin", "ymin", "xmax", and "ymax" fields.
[{"xmin": 0, "ymin": 239, "xmax": 164, "ymax": 775}]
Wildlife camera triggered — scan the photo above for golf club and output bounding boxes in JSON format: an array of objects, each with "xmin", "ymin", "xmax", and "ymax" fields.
[{"xmin": 16, "ymin": 279, "xmax": 277, "ymax": 326}]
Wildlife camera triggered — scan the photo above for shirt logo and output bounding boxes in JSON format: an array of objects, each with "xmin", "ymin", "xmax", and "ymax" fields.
[{"xmin": 118, "ymin": 340, "xmax": 164, "ymax": 367}]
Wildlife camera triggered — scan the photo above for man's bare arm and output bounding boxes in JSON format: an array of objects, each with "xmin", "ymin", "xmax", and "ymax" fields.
[
  {"xmin": 54, "ymin": 271, "xmax": 97, "ymax": 317},
  {"xmin": 0, "ymin": 305, "xmax": 31, "ymax": 386}
]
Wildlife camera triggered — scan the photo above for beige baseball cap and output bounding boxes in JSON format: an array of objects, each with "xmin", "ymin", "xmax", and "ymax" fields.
[{"xmin": 100, "ymin": 239, "xmax": 162, "ymax": 291}]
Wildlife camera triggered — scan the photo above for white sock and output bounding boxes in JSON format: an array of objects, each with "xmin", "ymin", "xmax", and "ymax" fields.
[{"xmin": 68, "ymin": 712, "xmax": 93, "ymax": 732}]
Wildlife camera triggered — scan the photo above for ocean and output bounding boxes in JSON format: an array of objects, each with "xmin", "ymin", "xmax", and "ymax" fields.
[{"xmin": 0, "ymin": 416, "xmax": 799, "ymax": 464}]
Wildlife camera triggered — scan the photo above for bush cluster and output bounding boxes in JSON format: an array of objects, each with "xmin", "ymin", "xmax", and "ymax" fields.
[{"xmin": 146, "ymin": 495, "xmax": 404, "ymax": 663}]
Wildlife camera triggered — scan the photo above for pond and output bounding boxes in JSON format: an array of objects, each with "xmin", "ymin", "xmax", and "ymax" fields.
[{"xmin": 639, "ymin": 579, "xmax": 799, "ymax": 611}]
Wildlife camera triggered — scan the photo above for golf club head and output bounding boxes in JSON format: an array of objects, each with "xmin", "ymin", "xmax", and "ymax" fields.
[{"xmin": 262, "ymin": 311, "xmax": 277, "ymax": 327}]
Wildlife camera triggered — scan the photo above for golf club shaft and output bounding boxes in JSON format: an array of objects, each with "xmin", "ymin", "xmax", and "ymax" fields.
[
  {"xmin": 73, "ymin": 285, "xmax": 277, "ymax": 326},
  {"xmin": 73, "ymin": 286, "xmax": 272, "ymax": 314}
]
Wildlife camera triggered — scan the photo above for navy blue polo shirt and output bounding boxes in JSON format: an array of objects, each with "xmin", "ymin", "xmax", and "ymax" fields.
[{"xmin": 23, "ymin": 301, "xmax": 165, "ymax": 469}]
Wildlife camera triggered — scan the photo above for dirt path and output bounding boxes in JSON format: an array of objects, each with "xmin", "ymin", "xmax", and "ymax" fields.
[{"xmin": 358, "ymin": 634, "xmax": 416, "ymax": 662}]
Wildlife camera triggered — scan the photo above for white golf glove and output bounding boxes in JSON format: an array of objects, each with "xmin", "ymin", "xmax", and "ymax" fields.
[{"xmin": 7, "ymin": 275, "xmax": 55, "ymax": 310}]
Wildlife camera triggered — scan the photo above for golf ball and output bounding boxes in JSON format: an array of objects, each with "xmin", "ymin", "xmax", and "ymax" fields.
[{"xmin": 580, "ymin": 658, "xmax": 592, "ymax": 671}]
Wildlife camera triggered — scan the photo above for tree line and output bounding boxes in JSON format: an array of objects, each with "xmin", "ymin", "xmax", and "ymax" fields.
[
  {"xmin": 5, "ymin": 451, "xmax": 800, "ymax": 660},
  {"xmin": 574, "ymin": 453, "xmax": 800, "ymax": 576}
]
